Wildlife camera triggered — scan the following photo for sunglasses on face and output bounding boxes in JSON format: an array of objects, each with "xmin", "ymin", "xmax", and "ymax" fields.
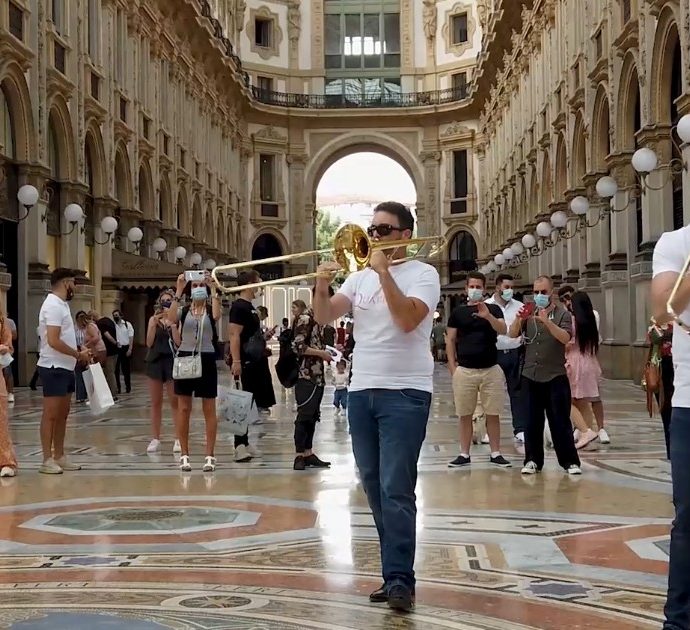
[
  {"xmin": 534, "ymin": 290, "xmax": 550, "ymax": 295},
  {"xmin": 367, "ymin": 224, "xmax": 403, "ymax": 237}
]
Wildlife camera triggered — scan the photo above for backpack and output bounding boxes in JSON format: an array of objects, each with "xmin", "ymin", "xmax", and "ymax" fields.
[
  {"xmin": 275, "ymin": 319, "xmax": 314, "ymax": 389},
  {"xmin": 180, "ymin": 304, "xmax": 221, "ymax": 358}
]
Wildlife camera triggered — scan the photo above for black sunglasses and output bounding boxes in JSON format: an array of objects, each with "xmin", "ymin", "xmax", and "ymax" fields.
[
  {"xmin": 367, "ymin": 223, "xmax": 403, "ymax": 237},
  {"xmin": 534, "ymin": 290, "xmax": 550, "ymax": 295}
]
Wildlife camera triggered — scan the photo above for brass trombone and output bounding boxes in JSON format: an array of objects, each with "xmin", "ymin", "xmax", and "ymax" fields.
[
  {"xmin": 211, "ymin": 223, "xmax": 445, "ymax": 294},
  {"xmin": 667, "ymin": 252, "xmax": 690, "ymax": 331}
]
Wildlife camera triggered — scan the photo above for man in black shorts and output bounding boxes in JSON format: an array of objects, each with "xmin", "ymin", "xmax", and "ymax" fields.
[{"xmin": 37, "ymin": 269, "xmax": 90, "ymax": 474}]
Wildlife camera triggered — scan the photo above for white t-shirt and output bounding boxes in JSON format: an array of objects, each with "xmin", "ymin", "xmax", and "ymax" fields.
[
  {"xmin": 337, "ymin": 260, "xmax": 441, "ymax": 393},
  {"xmin": 653, "ymin": 226, "xmax": 690, "ymax": 408},
  {"xmin": 115, "ymin": 320, "xmax": 134, "ymax": 346},
  {"xmin": 37, "ymin": 293, "xmax": 77, "ymax": 371},
  {"xmin": 485, "ymin": 296, "xmax": 523, "ymax": 350}
]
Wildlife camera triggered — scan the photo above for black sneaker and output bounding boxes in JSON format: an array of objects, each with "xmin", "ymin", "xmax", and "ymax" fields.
[
  {"xmin": 448, "ymin": 455, "xmax": 471, "ymax": 468},
  {"xmin": 387, "ymin": 584, "xmax": 414, "ymax": 612},
  {"xmin": 369, "ymin": 584, "xmax": 388, "ymax": 603},
  {"xmin": 293, "ymin": 456, "xmax": 306, "ymax": 471},
  {"xmin": 490, "ymin": 455, "xmax": 512, "ymax": 468},
  {"xmin": 304, "ymin": 454, "xmax": 331, "ymax": 468}
]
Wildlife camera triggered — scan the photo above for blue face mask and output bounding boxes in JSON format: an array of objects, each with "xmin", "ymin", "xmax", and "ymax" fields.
[
  {"xmin": 501, "ymin": 289, "xmax": 514, "ymax": 302},
  {"xmin": 468, "ymin": 288, "xmax": 483, "ymax": 302},
  {"xmin": 191, "ymin": 287, "xmax": 207, "ymax": 301},
  {"xmin": 534, "ymin": 294, "xmax": 550, "ymax": 309}
]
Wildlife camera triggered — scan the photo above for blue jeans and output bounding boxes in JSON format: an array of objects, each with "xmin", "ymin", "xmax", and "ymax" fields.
[
  {"xmin": 333, "ymin": 388, "xmax": 348, "ymax": 410},
  {"xmin": 348, "ymin": 388, "xmax": 431, "ymax": 590},
  {"xmin": 664, "ymin": 408, "xmax": 690, "ymax": 629}
]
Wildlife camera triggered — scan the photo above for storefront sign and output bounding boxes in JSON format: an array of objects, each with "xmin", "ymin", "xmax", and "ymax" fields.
[{"xmin": 112, "ymin": 249, "xmax": 183, "ymax": 281}]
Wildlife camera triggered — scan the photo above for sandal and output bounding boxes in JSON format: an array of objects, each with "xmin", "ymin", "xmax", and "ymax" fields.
[
  {"xmin": 179, "ymin": 455, "xmax": 192, "ymax": 472},
  {"xmin": 202, "ymin": 456, "xmax": 216, "ymax": 472}
]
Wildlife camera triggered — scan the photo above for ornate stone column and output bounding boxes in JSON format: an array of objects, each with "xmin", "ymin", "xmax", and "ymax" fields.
[
  {"xmin": 287, "ymin": 0, "xmax": 302, "ymax": 92},
  {"xmin": 92, "ymin": 197, "xmax": 119, "ymax": 311},
  {"xmin": 420, "ymin": 151, "xmax": 441, "ymax": 236},
  {"xmin": 288, "ymin": 153, "xmax": 309, "ymax": 255}
]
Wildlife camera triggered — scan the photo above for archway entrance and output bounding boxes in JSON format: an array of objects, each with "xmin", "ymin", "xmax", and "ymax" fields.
[
  {"xmin": 251, "ymin": 233, "xmax": 284, "ymax": 281},
  {"xmin": 315, "ymin": 151, "xmax": 417, "ymax": 252}
]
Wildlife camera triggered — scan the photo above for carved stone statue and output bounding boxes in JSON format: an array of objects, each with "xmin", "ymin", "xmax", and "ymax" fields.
[
  {"xmin": 288, "ymin": 0, "xmax": 301, "ymax": 43},
  {"xmin": 423, "ymin": 0, "xmax": 437, "ymax": 42},
  {"xmin": 476, "ymin": 0, "xmax": 488, "ymax": 29},
  {"xmin": 235, "ymin": 0, "xmax": 246, "ymax": 32}
]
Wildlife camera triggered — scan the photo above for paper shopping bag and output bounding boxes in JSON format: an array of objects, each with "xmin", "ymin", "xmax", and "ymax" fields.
[
  {"xmin": 82, "ymin": 363, "xmax": 115, "ymax": 415},
  {"xmin": 217, "ymin": 383, "xmax": 258, "ymax": 435}
]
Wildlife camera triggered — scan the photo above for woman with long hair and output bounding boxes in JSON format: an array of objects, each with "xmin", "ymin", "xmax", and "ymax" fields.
[
  {"xmin": 291, "ymin": 298, "xmax": 332, "ymax": 470},
  {"xmin": 169, "ymin": 271, "xmax": 222, "ymax": 472},
  {"xmin": 145, "ymin": 290, "xmax": 181, "ymax": 454},
  {"xmin": 566, "ymin": 291, "xmax": 602, "ymax": 449},
  {"xmin": 0, "ymin": 309, "xmax": 16, "ymax": 477},
  {"xmin": 647, "ymin": 319, "xmax": 674, "ymax": 459}
]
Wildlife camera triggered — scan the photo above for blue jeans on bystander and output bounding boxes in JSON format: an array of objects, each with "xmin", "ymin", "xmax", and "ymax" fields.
[{"xmin": 348, "ymin": 388, "xmax": 431, "ymax": 591}]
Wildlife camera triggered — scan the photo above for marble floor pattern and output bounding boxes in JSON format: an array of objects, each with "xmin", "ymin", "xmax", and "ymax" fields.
[{"xmin": 0, "ymin": 365, "xmax": 672, "ymax": 629}]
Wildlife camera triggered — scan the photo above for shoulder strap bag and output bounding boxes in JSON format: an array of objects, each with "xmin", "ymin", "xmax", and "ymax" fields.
[{"xmin": 173, "ymin": 313, "xmax": 204, "ymax": 380}]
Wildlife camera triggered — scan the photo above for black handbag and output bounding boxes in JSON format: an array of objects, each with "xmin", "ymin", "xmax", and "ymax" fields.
[{"xmin": 242, "ymin": 330, "xmax": 267, "ymax": 364}]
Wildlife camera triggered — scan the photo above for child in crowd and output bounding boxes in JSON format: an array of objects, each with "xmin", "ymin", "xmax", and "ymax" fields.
[{"xmin": 332, "ymin": 359, "xmax": 349, "ymax": 416}]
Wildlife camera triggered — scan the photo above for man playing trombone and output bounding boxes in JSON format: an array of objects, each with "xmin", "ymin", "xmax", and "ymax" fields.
[
  {"xmin": 313, "ymin": 201, "xmax": 440, "ymax": 613},
  {"xmin": 652, "ymin": 226, "xmax": 690, "ymax": 630}
]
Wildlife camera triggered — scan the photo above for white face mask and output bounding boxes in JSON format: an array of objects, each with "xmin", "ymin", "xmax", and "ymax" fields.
[
  {"xmin": 467, "ymin": 288, "xmax": 483, "ymax": 302},
  {"xmin": 501, "ymin": 289, "xmax": 514, "ymax": 301}
]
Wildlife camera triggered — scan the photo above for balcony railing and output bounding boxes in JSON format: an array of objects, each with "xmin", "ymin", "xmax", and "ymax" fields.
[{"xmin": 251, "ymin": 86, "xmax": 469, "ymax": 109}]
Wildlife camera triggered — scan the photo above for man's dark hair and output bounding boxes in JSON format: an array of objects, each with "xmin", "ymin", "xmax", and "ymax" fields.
[
  {"xmin": 466, "ymin": 271, "xmax": 486, "ymax": 287},
  {"xmin": 495, "ymin": 273, "xmax": 513, "ymax": 287},
  {"xmin": 237, "ymin": 270, "xmax": 260, "ymax": 287},
  {"xmin": 50, "ymin": 268, "xmax": 75, "ymax": 287},
  {"xmin": 373, "ymin": 201, "xmax": 415, "ymax": 232},
  {"xmin": 557, "ymin": 284, "xmax": 575, "ymax": 298}
]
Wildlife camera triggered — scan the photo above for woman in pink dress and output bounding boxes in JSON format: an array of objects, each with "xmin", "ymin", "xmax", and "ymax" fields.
[
  {"xmin": 566, "ymin": 291, "xmax": 602, "ymax": 449},
  {"xmin": 0, "ymin": 311, "xmax": 17, "ymax": 477}
]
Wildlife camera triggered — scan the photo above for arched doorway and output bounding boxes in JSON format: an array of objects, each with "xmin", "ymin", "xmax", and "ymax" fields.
[
  {"xmin": 251, "ymin": 233, "xmax": 284, "ymax": 281},
  {"xmin": 448, "ymin": 230, "xmax": 478, "ymax": 283}
]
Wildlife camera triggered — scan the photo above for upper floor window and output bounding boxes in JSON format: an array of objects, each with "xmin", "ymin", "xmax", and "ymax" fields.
[
  {"xmin": 451, "ymin": 149, "xmax": 468, "ymax": 214},
  {"xmin": 451, "ymin": 13, "xmax": 468, "ymax": 45},
  {"xmin": 325, "ymin": 12, "xmax": 400, "ymax": 70},
  {"xmin": 255, "ymin": 18, "xmax": 273, "ymax": 48},
  {"xmin": 451, "ymin": 72, "xmax": 467, "ymax": 98},
  {"xmin": 87, "ymin": 0, "xmax": 100, "ymax": 62},
  {"xmin": 257, "ymin": 76, "xmax": 274, "ymax": 94},
  {"xmin": 8, "ymin": 2, "xmax": 24, "ymax": 42},
  {"xmin": 622, "ymin": 0, "xmax": 632, "ymax": 24}
]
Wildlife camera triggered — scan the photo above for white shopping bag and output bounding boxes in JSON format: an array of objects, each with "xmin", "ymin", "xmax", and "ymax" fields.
[
  {"xmin": 82, "ymin": 363, "xmax": 115, "ymax": 415},
  {"xmin": 217, "ymin": 381, "xmax": 258, "ymax": 436}
]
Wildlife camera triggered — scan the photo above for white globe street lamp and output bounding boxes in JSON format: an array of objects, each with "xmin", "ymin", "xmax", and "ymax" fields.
[
  {"xmin": 676, "ymin": 114, "xmax": 690, "ymax": 144},
  {"xmin": 96, "ymin": 216, "xmax": 118, "ymax": 245},
  {"xmin": 511, "ymin": 242, "xmax": 524, "ymax": 256},
  {"xmin": 522, "ymin": 233, "xmax": 537, "ymax": 249},
  {"xmin": 190, "ymin": 252, "xmax": 203, "ymax": 267},
  {"xmin": 536, "ymin": 221, "xmax": 553, "ymax": 238},
  {"xmin": 596, "ymin": 176, "xmax": 618, "ymax": 199},
  {"xmin": 570, "ymin": 195, "xmax": 590, "ymax": 215},
  {"xmin": 494, "ymin": 253, "xmax": 506, "ymax": 266},
  {"xmin": 502, "ymin": 247, "xmax": 514, "ymax": 260},
  {"xmin": 550, "ymin": 210, "xmax": 568, "ymax": 229},
  {"xmin": 204, "ymin": 258, "xmax": 217, "ymax": 270},
  {"xmin": 174, "ymin": 246, "xmax": 187, "ymax": 262},
  {"xmin": 16, "ymin": 184, "xmax": 39, "ymax": 221},
  {"xmin": 152, "ymin": 237, "xmax": 167, "ymax": 253},
  {"xmin": 632, "ymin": 147, "xmax": 658, "ymax": 174}
]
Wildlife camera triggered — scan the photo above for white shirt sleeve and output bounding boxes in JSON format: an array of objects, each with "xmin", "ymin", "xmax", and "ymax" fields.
[
  {"xmin": 44, "ymin": 302, "xmax": 64, "ymax": 327},
  {"xmin": 127, "ymin": 322, "xmax": 134, "ymax": 338},
  {"xmin": 337, "ymin": 272, "xmax": 358, "ymax": 304},
  {"xmin": 406, "ymin": 266, "xmax": 441, "ymax": 313},
  {"xmin": 653, "ymin": 231, "xmax": 684, "ymax": 277}
]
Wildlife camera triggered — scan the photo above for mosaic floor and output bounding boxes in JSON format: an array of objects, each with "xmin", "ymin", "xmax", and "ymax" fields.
[{"xmin": 0, "ymin": 364, "xmax": 672, "ymax": 629}]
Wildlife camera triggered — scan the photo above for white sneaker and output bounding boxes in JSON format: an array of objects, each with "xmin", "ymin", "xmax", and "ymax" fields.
[
  {"xmin": 568, "ymin": 465, "xmax": 582, "ymax": 475},
  {"xmin": 179, "ymin": 455, "xmax": 192, "ymax": 472},
  {"xmin": 173, "ymin": 440, "xmax": 181, "ymax": 453},
  {"xmin": 39, "ymin": 458, "xmax": 63, "ymax": 475},
  {"xmin": 573, "ymin": 429, "xmax": 581, "ymax": 442},
  {"xmin": 235, "ymin": 445, "xmax": 252, "ymax": 463},
  {"xmin": 521, "ymin": 461, "xmax": 539, "ymax": 475},
  {"xmin": 481, "ymin": 434, "xmax": 490, "ymax": 445},
  {"xmin": 7, "ymin": 393, "xmax": 14, "ymax": 403},
  {"xmin": 514, "ymin": 432, "xmax": 525, "ymax": 443},
  {"xmin": 247, "ymin": 444, "xmax": 262, "ymax": 458},
  {"xmin": 202, "ymin": 456, "xmax": 217, "ymax": 472},
  {"xmin": 147, "ymin": 439, "xmax": 161, "ymax": 453},
  {"xmin": 55, "ymin": 457, "xmax": 81, "ymax": 471},
  {"xmin": 0, "ymin": 466, "xmax": 15, "ymax": 477},
  {"xmin": 598, "ymin": 428, "xmax": 610, "ymax": 444}
]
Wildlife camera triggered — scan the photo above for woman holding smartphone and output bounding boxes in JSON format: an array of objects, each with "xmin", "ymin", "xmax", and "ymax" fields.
[
  {"xmin": 145, "ymin": 290, "xmax": 181, "ymax": 454},
  {"xmin": 168, "ymin": 271, "xmax": 221, "ymax": 472}
]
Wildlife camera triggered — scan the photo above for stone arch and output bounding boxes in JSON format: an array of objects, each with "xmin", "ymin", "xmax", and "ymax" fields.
[
  {"xmin": 616, "ymin": 53, "xmax": 641, "ymax": 152},
  {"xmin": 591, "ymin": 86, "xmax": 611, "ymax": 173},
  {"xmin": 650, "ymin": 7, "xmax": 681, "ymax": 125},
  {"xmin": 176, "ymin": 185, "xmax": 189, "ymax": 234},
  {"xmin": 250, "ymin": 228, "xmax": 289, "ymax": 257},
  {"xmin": 191, "ymin": 195, "xmax": 203, "ymax": 238},
  {"xmin": 0, "ymin": 63, "xmax": 36, "ymax": 162},
  {"xmin": 114, "ymin": 142, "xmax": 133, "ymax": 210},
  {"xmin": 85, "ymin": 125, "xmax": 107, "ymax": 198},
  {"xmin": 138, "ymin": 160, "xmax": 155, "ymax": 220},
  {"xmin": 304, "ymin": 133, "xmax": 424, "ymax": 203},
  {"xmin": 571, "ymin": 113, "xmax": 588, "ymax": 183},
  {"xmin": 159, "ymin": 173, "xmax": 173, "ymax": 228},
  {"xmin": 47, "ymin": 96, "xmax": 76, "ymax": 181},
  {"xmin": 554, "ymin": 133, "xmax": 568, "ymax": 200}
]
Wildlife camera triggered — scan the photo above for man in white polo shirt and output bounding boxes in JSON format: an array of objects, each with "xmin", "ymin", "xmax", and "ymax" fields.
[
  {"xmin": 486, "ymin": 273, "xmax": 527, "ymax": 442},
  {"xmin": 652, "ymin": 226, "xmax": 690, "ymax": 630},
  {"xmin": 313, "ymin": 201, "xmax": 440, "ymax": 613},
  {"xmin": 37, "ymin": 268, "xmax": 90, "ymax": 474}
]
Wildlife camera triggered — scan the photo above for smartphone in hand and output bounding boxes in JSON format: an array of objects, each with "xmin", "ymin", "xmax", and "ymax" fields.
[{"xmin": 519, "ymin": 302, "xmax": 536, "ymax": 320}]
